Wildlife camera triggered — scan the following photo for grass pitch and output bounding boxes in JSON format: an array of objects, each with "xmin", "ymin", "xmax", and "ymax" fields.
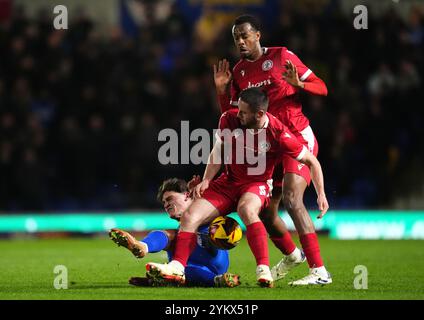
[{"xmin": 0, "ymin": 236, "xmax": 423, "ymax": 300}]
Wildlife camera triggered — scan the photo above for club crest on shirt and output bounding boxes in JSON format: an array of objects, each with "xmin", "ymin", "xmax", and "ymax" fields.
[
  {"xmin": 262, "ymin": 60, "xmax": 273, "ymax": 71},
  {"xmin": 241, "ymin": 70, "xmax": 245, "ymax": 76},
  {"xmin": 258, "ymin": 140, "xmax": 271, "ymax": 153}
]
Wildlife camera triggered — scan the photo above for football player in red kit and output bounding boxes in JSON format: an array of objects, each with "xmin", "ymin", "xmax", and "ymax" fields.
[
  {"xmin": 146, "ymin": 88, "xmax": 330, "ymax": 288},
  {"xmin": 213, "ymin": 15, "xmax": 331, "ymax": 285}
]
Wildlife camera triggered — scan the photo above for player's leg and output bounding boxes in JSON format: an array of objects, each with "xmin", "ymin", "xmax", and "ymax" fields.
[
  {"xmin": 282, "ymin": 171, "xmax": 331, "ymax": 285},
  {"xmin": 260, "ymin": 163, "xmax": 301, "ymax": 256},
  {"xmin": 260, "ymin": 185, "xmax": 305, "ymax": 280},
  {"xmin": 128, "ymin": 277, "xmax": 154, "ymax": 287},
  {"xmin": 258, "ymin": 167, "xmax": 305, "ymax": 281},
  {"xmin": 200, "ymin": 244, "xmax": 240, "ymax": 287},
  {"xmin": 185, "ymin": 265, "xmax": 217, "ymax": 287},
  {"xmin": 109, "ymin": 228, "xmax": 148, "ymax": 258},
  {"xmin": 128, "ymin": 276, "xmax": 174, "ymax": 287},
  {"xmin": 146, "ymin": 197, "xmax": 220, "ymax": 282},
  {"xmin": 185, "ymin": 264, "xmax": 240, "ymax": 288},
  {"xmin": 237, "ymin": 187, "xmax": 273, "ymax": 288},
  {"xmin": 258, "ymin": 189, "xmax": 292, "ymax": 262}
]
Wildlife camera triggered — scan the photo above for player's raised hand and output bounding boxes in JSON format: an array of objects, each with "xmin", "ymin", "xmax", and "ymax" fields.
[
  {"xmin": 187, "ymin": 175, "xmax": 202, "ymax": 198},
  {"xmin": 316, "ymin": 194, "xmax": 329, "ymax": 219},
  {"xmin": 194, "ymin": 179, "xmax": 210, "ymax": 199},
  {"xmin": 213, "ymin": 59, "xmax": 232, "ymax": 94},
  {"xmin": 283, "ymin": 60, "xmax": 303, "ymax": 88}
]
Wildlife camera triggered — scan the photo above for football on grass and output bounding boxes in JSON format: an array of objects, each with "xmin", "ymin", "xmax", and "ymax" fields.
[{"xmin": 208, "ymin": 216, "xmax": 242, "ymax": 250}]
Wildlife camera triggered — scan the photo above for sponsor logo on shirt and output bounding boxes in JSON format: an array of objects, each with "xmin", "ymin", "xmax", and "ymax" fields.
[{"xmin": 247, "ymin": 78, "xmax": 272, "ymax": 88}]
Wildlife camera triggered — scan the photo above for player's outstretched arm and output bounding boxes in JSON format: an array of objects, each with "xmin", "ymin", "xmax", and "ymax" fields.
[
  {"xmin": 298, "ymin": 150, "xmax": 329, "ymax": 219},
  {"xmin": 283, "ymin": 60, "xmax": 328, "ymax": 96},
  {"xmin": 214, "ymin": 59, "xmax": 232, "ymax": 94},
  {"xmin": 213, "ymin": 59, "xmax": 233, "ymax": 113}
]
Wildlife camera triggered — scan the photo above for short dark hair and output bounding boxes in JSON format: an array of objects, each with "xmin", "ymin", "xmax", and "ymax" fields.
[
  {"xmin": 233, "ymin": 14, "xmax": 261, "ymax": 32},
  {"xmin": 239, "ymin": 87, "xmax": 269, "ymax": 112},
  {"xmin": 157, "ymin": 178, "xmax": 188, "ymax": 202}
]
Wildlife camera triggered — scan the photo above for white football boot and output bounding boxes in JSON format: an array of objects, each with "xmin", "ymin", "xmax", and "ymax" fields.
[
  {"xmin": 271, "ymin": 249, "xmax": 306, "ymax": 281},
  {"xmin": 256, "ymin": 265, "xmax": 274, "ymax": 288},
  {"xmin": 288, "ymin": 266, "xmax": 332, "ymax": 286},
  {"xmin": 146, "ymin": 260, "xmax": 186, "ymax": 284}
]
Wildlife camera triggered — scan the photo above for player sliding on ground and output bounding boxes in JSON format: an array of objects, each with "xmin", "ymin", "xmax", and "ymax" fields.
[
  {"xmin": 146, "ymin": 88, "xmax": 329, "ymax": 288},
  {"xmin": 109, "ymin": 178, "xmax": 240, "ymax": 288}
]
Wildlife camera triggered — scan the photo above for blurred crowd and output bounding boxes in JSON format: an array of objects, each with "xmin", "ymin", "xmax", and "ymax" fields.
[{"xmin": 0, "ymin": 1, "xmax": 423, "ymax": 211}]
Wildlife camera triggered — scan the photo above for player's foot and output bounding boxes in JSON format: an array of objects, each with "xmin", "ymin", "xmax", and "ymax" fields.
[
  {"xmin": 146, "ymin": 261, "xmax": 186, "ymax": 285},
  {"xmin": 271, "ymin": 249, "xmax": 306, "ymax": 281},
  {"xmin": 129, "ymin": 277, "xmax": 154, "ymax": 287},
  {"xmin": 256, "ymin": 265, "xmax": 274, "ymax": 288},
  {"xmin": 214, "ymin": 273, "xmax": 241, "ymax": 288},
  {"xmin": 288, "ymin": 268, "xmax": 332, "ymax": 286},
  {"xmin": 129, "ymin": 276, "xmax": 178, "ymax": 287},
  {"xmin": 109, "ymin": 228, "xmax": 147, "ymax": 258}
]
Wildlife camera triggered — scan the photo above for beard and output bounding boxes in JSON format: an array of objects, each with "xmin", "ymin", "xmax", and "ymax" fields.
[{"xmin": 242, "ymin": 117, "xmax": 257, "ymax": 129}]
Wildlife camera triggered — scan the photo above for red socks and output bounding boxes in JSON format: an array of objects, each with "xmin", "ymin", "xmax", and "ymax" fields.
[
  {"xmin": 246, "ymin": 222, "xmax": 269, "ymax": 266},
  {"xmin": 270, "ymin": 232, "xmax": 296, "ymax": 256},
  {"xmin": 172, "ymin": 231, "xmax": 197, "ymax": 267},
  {"xmin": 299, "ymin": 233, "xmax": 323, "ymax": 268}
]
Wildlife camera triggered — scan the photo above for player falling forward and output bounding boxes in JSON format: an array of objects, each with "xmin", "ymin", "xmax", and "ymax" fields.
[
  {"xmin": 213, "ymin": 15, "xmax": 331, "ymax": 285},
  {"xmin": 146, "ymin": 88, "xmax": 329, "ymax": 288},
  {"xmin": 109, "ymin": 178, "xmax": 240, "ymax": 288}
]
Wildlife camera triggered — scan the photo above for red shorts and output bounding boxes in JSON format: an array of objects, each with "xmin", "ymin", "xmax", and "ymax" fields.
[
  {"xmin": 202, "ymin": 174, "xmax": 271, "ymax": 215},
  {"xmin": 273, "ymin": 126, "xmax": 319, "ymax": 187}
]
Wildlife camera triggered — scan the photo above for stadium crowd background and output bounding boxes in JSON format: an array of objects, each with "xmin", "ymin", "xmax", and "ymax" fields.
[{"xmin": 0, "ymin": 0, "xmax": 423, "ymax": 212}]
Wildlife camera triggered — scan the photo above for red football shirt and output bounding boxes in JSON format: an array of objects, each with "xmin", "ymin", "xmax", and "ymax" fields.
[
  {"xmin": 216, "ymin": 109, "xmax": 306, "ymax": 184},
  {"xmin": 227, "ymin": 47, "xmax": 313, "ymax": 135}
]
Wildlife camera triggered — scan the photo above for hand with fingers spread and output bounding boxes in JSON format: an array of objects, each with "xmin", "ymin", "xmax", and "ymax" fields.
[
  {"xmin": 283, "ymin": 60, "xmax": 304, "ymax": 88},
  {"xmin": 213, "ymin": 59, "xmax": 232, "ymax": 95},
  {"xmin": 187, "ymin": 175, "xmax": 202, "ymax": 198},
  {"xmin": 316, "ymin": 193, "xmax": 329, "ymax": 219},
  {"xmin": 194, "ymin": 179, "xmax": 210, "ymax": 199}
]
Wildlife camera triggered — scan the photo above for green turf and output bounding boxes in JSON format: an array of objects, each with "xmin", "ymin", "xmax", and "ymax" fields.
[{"xmin": 0, "ymin": 236, "xmax": 423, "ymax": 300}]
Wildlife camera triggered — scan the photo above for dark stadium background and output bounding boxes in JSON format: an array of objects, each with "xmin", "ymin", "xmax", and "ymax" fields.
[{"xmin": 0, "ymin": 0, "xmax": 423, "ymax": 213}]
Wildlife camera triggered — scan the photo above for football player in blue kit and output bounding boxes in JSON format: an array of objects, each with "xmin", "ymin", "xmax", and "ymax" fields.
[{"xmin": 109, "ymin": 177, "xmax": 240, "ymax": 287}]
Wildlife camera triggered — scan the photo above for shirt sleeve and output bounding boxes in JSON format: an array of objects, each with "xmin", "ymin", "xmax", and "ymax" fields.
[
  {"xmin": 215, "ymin": 112, "xmax": 230, "ymax": 141},
  {"xmin": 229, "ymin": 79, "xmax": 240, "ymax": 107},
  {"xmin": 217, "ymin": 93, "xmax": 231, "ymax": 113},
  {"xmin": 282, "ymin": 48, "xmax": 312, "ymax": 82},
  {"xmin": 279, "ymin": 129, "xmax": 307, "ymax": 161}
]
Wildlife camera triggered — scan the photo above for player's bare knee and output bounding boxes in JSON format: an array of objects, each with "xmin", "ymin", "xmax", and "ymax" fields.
[
  {"xmin": 282, "ymin": 189, "xmax": 304, "ymax": 212},
  {"xmin": 238, "ymin": 204, "xmax": 260, "ymax": 225}
]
